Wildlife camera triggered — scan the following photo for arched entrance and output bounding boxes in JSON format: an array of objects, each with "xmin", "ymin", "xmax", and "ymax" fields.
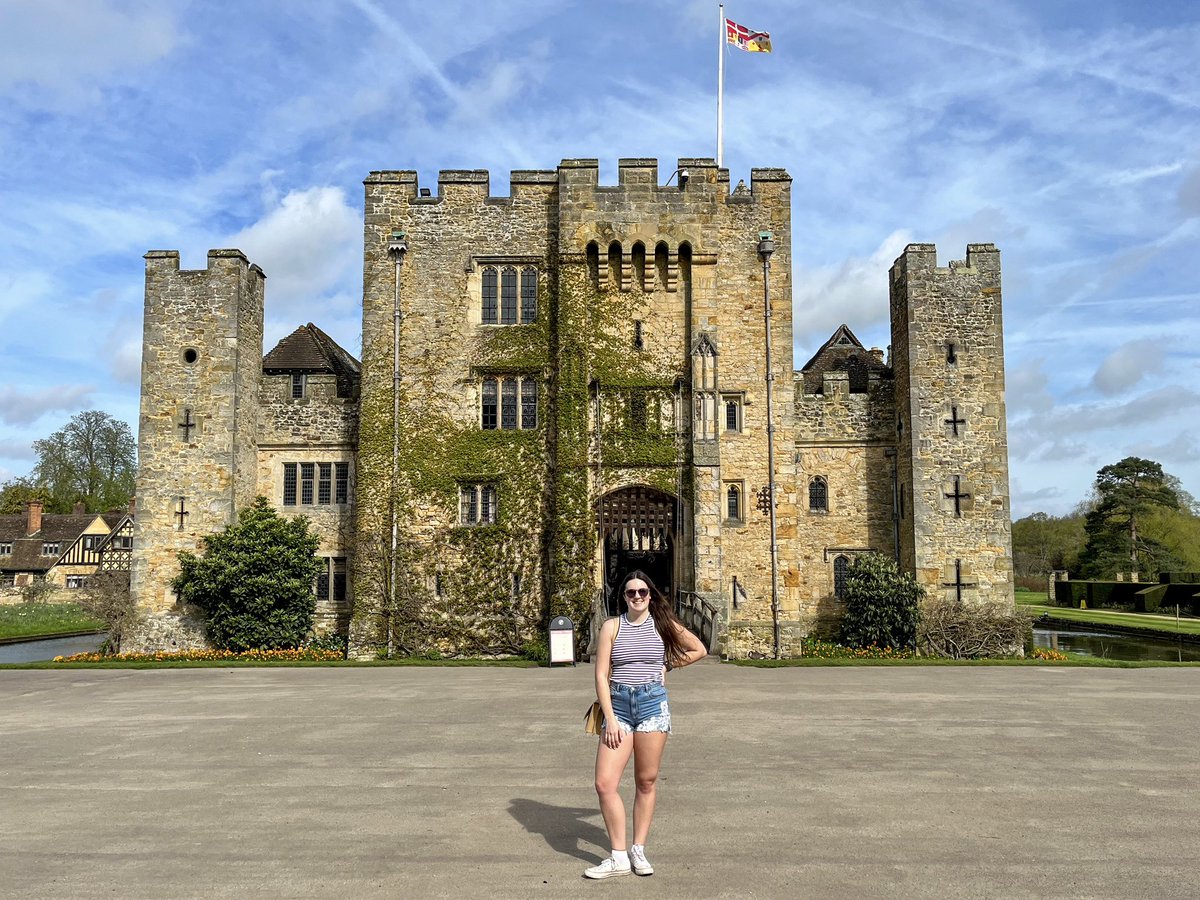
[{"xmin": 598, "ymin": 485, "xmax": 677, "ymax": 615}]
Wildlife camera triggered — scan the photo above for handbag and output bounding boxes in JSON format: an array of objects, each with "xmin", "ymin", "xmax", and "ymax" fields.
[
  {"xmin": 583, "ymin": 616, "xmax": 620, "ymax": 734},
  {"xmin": 584, "ymin": 701, "xmax": 604, "ymax": 735}
]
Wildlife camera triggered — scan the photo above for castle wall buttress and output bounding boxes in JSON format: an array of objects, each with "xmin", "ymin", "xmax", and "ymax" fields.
[
  {"xmin": 130, "ymin": 249, "xmax": 264, "ymax": 632},
  {"xmin": 890, "ymin": 243, "xmax": 1014, "ymax": 606}
]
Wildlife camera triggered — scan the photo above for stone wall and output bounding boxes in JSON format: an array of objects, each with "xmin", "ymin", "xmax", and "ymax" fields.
[
  {"xmin": 130, "ymin": 250, "xmax": 265, "ymax": 619},
  {"xmin": 793, "ymin": 370, "xmax": 898, "ymax": 632},
  {"xmin": 890, "ymin": 244, "xmax": 1014, "ymax": 606},
  {"xmin": 258, "ymin": 369, "xmax": 357, "ymax": 634}
]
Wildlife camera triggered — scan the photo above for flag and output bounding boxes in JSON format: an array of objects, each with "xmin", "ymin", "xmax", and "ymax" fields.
[{"xmin": 725, "ymin": 18, "xmax": 772, "ymax": 53}]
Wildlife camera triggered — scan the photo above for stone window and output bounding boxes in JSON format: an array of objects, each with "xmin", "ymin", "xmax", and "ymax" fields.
[
  {"xmin": 482, "ymin": 265, "xmax": 537, "ymax": 325},
  {"xmin": 833, "ymin": 555, "xmax": 850, "ymax": 598},
  {"xmin": 283, "ymin": 464, "xmax": 297, "ymax": 506},
  {"xmin": 0, "ymin": 542, "xmax": 11, "ymax": 556},
  {"xmin": 42, "ymin": 542, "xmax": 61, "ymax": 556},
  {"xmin": 335, "ymin": 463, "xmax": 349, "ymax": 504},
  {"xmin": 808, "ymin": 476, "xmax": 828, "ymax": 513},
  {"xmin": 315, "ymin": 557, "xmax": 348, "ymax": 603},
  {"xmin": 482, "ymin": 377, "xmax": 537, "ymax": 430},
  {"xmin": 521, "ymin": 380, "xmax": 538, "ymax": 429},
  {"xmin": 946, "ymin": 341, "xmax": 958, "ymax": 365},
  {"xmin": 283, "ymin": 462, "xmax": 350, "ymax": 507},
  {"xmin": 300, "ymin": 463, "xmax": 315, "ymax": 505},
  {"xmin": 520, "ymin": 266, "xmax": 537, "ymax": 322},
  {"xmin": 501, "ymin": 378, "xmax": 518, "ymax": 428},
  {"xmin": 634, "ymin": 320, "xmax": 644, "ymax": 350},
  {"xmin": 460, "ymin": 484, "xmax": 497, "ymax": 525},
  {"xmin": 291, "ymin": 373, "xmax": 305, "ymax": 399},
  {"xmin": 725, "ymin": 483, "xmax": 744, "ymax": 522},
  {"xmin": 318, "ymin": 463, "xmax": 332, "ymax": 505},
  {"xmin": 66, "ymin": 575, "xmax": 86, "ymax": 589},
  {"xmin": 722, "ymin": 394, "xmax": 743, "ymax": 433}
]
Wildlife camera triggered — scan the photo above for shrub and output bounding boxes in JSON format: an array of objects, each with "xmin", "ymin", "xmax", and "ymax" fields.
[
  {"xmin": 838, "ymin": 553, "xmax": 924, "ymax": 650},
  {"xmin": 173, "ymin": 497, "xmax": 323, "ymax": 651},
  {"xmin": 918, "ymin": 599, "xmax": 1032, "ymax": 659}
]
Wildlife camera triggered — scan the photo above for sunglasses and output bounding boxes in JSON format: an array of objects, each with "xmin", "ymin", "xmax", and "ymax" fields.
[{"xmin": 624, "ymin": 588, "xmax": 650, "ymax": 599}]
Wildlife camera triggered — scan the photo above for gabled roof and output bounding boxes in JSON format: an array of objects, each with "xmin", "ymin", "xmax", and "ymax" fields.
[
  {"xmin": 263, "ymin": 323, "xmax": 361, "ymax": 380},
  {"xmin": 799, "ymin": 324, "xmax": 890, "ymax": 394},
  {"xmin": 0, "ymin": 512, "xmax": 119, "ymax": 573}
]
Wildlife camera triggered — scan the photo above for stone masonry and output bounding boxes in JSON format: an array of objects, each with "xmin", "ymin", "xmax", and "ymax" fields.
[{"xmin": 130, "ymin": 158, "xmax": 1014, "ymax": 656}]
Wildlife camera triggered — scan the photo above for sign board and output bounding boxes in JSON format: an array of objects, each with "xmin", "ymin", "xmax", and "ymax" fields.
[{"xmin": 549, "ymin": 615, "xmax": 575, "ymax": 665}]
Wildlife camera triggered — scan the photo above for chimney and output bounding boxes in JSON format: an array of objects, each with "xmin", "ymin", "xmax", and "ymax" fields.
[
  {"xmin": 870, "ymin": 347, "xmax": 885, "ymax": 365},
  {"xmin": 73, "ymin": 501, "xmax": 86, "ymax": 515},
  {"xmin": 25, "ymin": 500, "xmax": 43, "ymax": 536},
  {"xmin": 128, "ymin": 496, "xmax": 137, "ymax": 517}
]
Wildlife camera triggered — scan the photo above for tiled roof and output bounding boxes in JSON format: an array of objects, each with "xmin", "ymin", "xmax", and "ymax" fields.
[
  {"xmin": 0, "ymin": 514, "xmax": 97, "ymax": 573},
  {"xmin": 263, "ymin": 323, "xmax": 361, "ymax": 380},
  {"xmin": 798, "ymin": 324, "xmax": 891, "ymax": 394}
]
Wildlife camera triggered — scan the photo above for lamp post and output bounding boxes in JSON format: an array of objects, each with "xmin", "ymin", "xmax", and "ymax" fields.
[
  {"xmin": 758, "ymin": 230, "xmax": 781, "ymax": 660},
  {"xmin": 387, "ymin": 230, "xmax": 408, "ymax": 658}
]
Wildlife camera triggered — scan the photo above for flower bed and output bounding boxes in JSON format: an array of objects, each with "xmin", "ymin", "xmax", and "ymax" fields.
[{"xmin": 54, "ymin": 647, "xmax": 344, "ymax": 663}]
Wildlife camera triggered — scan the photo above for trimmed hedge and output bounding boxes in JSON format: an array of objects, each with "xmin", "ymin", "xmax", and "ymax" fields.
[{"xmin": 1055, "ymin": 579, "xmax": 1200, "ymax": 615}]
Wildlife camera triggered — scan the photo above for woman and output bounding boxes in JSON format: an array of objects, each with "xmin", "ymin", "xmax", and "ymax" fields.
[{"xmin": 584, "ymin": 570, "xmax": 708, "ymax": 879}]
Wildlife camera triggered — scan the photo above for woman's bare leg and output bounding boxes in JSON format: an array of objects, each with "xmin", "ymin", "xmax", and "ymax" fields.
[
  {"xmin": 595, "ymin": 731, "xmax": 636, "ymax": 851},
  {"xmin": 631, "ymin": 731, "xmax": 668, "ymax": 845}
]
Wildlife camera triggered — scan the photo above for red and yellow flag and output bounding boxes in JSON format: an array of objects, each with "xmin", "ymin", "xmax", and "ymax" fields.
[{"xmin": 725, "ymin": 18, "xmax": 772, "ymax": 53}]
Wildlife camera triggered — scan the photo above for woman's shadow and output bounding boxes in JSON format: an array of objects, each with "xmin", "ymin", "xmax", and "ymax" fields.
[{"xmin": 507, "ymin": 798, "xmax": 609, "ymax": 863}]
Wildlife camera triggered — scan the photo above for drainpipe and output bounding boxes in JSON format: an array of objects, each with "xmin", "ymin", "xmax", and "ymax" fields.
[
  {"xmin": 387, "ymin": 231, "xmax": 408, "ymax": 658},
  {"xmin": 758, "ymin": 231, "xmax": 781, "ymax": 660}
]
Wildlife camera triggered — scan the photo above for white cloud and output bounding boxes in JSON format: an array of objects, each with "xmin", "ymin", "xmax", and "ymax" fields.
[
  {"xmin": 1091, "ymin": 338, "xmax": 1167, "ymax": 395},
  {"xmin": 0, "ymin": 385, "xmax": 94, "ymax": 426},
  {"xmin": 226, "ymin": 187, "xmax": 361, "ymax": 320},
  {"xmin": 0, "ymin": 0, "xmax": 176, "ymax": 100},
  {"xmin": 792, "ymin": 230, "xmax": 911, "ymax": 349}
]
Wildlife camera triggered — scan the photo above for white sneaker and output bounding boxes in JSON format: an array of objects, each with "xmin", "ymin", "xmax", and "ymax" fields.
[
  {"xmin": 630, "ymin": 845, "xmax": 654, "ymax": 876},
  {"xmin": 583, "ymin": 857, "xmax": 631, "ymax": 879}
]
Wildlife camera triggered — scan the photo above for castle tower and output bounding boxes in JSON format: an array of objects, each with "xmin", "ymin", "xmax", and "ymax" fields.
[
  {"xmin": 130, "ymin": 250, "xmax": 264, "ymax": 624},
  {"xmin": 352, "ymin": 159, "xmax": 797, "ymax": 658},
  {"xmin": 889, "ymin": 243, "xmax": 1014, "ymax": 606}
]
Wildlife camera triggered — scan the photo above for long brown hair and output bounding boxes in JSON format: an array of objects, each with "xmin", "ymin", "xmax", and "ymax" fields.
[{"xmin": 619, "ymin": 570, "xmax": 689, "ymax": 666}]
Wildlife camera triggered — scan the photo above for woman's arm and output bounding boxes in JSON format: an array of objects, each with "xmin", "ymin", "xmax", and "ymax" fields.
[
  {"xmin": 594, "ymin": 618, "xmax": 622, "ymax": 747},
  {"xmin": 668, "ymin": 623, "xmax": 708, "ymax": 670}
]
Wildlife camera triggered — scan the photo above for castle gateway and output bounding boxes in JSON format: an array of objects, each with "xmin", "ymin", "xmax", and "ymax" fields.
[{"xmin": 129, "ymin": 158, "xmax": 1014, "ymax": 657}]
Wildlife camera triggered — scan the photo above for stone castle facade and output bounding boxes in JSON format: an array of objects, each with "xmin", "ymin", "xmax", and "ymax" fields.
[{"xmin": 130, "ymin": 157, "xmax": 1014, "ymax": 656}]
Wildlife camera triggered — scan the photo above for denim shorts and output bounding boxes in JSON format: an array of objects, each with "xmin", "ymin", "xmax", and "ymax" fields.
[{"xmin": 606, "ymin": 681, "xmax": 672, "ymax": 735}]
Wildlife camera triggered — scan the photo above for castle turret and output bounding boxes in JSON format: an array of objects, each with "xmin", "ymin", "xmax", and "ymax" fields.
[
  {"xmin": 130, "ymin": 249, "xmax": 264, "ymax": 628},
  {"xmin": 889, "ymin": 243, "xmax": 1014, "ymax": 606}
]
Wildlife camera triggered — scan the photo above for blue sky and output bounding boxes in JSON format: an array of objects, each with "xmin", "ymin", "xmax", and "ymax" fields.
[{"xmin": 1, "ymin": 0, "xmax": 1198, "ymax": 517}]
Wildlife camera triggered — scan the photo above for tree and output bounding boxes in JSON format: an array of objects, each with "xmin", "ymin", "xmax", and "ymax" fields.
[
  {"xmin": 838, "ymin": 553, "xmax": 925, "ymax": 649},
  {"xmin": 0, "ymin": 477, "xmax": 44, "ymax": 514},
  {"xmin": 29, "ymin": 411, "xmax": 136, "ymax": 513},
  {"xmin": 1078, "ymin": 457, "xmax": 1181, "ymax": 579},
  {"xmin": 79, "ymin": 573, "xmax": 139, "ymax": 655},
  {"xmin": 1012, "ymin": 511, "xmax": 1086, "ymax": 578},
  {"xmin": 173, "ymin": 497, "xmax": 323, "ymax": 651}
]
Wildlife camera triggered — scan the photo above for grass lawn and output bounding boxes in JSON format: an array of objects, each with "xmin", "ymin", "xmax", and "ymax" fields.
[
  {"xmin": 0, "ymin": 602, "xmax": 104, "ymax": 641},
  {"xmin": 1015, "ymin": 588, "xmax": 1200, "ymax": 637}
]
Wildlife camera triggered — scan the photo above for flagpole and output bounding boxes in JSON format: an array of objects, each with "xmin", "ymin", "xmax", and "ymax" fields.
[{"xmin": 717, "ymin": 3, "xmax": 725, "ymax": 167}]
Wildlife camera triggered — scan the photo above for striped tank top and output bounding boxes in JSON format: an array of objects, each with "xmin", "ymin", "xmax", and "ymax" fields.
[{"xmin": 610, "ymin": 613, "xmax": 666, "ymax": 685}]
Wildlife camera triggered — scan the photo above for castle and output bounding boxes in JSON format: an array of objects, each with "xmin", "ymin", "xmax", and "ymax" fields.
[{"xmin": 129, "ymin": 157, "xmax": 1014, "ymax": 657}]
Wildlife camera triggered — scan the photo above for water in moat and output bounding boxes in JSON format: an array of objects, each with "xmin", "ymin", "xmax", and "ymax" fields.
[
  {"xmin": 1033, "ymin": 624, "xmax": 1200, "ymax": 662},
  {"xmin": 0, "ymin": 633, "xmax": 106, "ymax": 664}
]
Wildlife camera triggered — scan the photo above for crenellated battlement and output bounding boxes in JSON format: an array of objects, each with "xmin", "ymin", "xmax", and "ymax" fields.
[
  {"xmin": 890, "ymin": 243, "xmax": 1000, "ymax": 281},
  {"xmin": 365, "ymin": 158, "xmax": 790, "ymax": 204},
  {"xmin": 143, "ymin": 248, "xmax": 264, "ymax": 281}
]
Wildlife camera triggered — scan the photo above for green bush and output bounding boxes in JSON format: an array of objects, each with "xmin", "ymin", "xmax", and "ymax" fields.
[
  {"xmin": 838, "ymin": 553, "xmax": 924, "ymax": 650},
  {"xmin": 173, "ymin": 497, "xmax": 323, "ymax": 651}
]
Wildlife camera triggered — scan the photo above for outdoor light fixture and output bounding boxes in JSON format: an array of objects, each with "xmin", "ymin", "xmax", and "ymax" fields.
[
  {"xmin": 388, "ymin": 230, "xmax": 408, "ymax": 258},
  {"xmin": 758, "ymin": 230, "xmax": 774, "ymax": 258},
  {"xmin": 665, "ymin": 168, "xmax": 690, "ymax": 189}
]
